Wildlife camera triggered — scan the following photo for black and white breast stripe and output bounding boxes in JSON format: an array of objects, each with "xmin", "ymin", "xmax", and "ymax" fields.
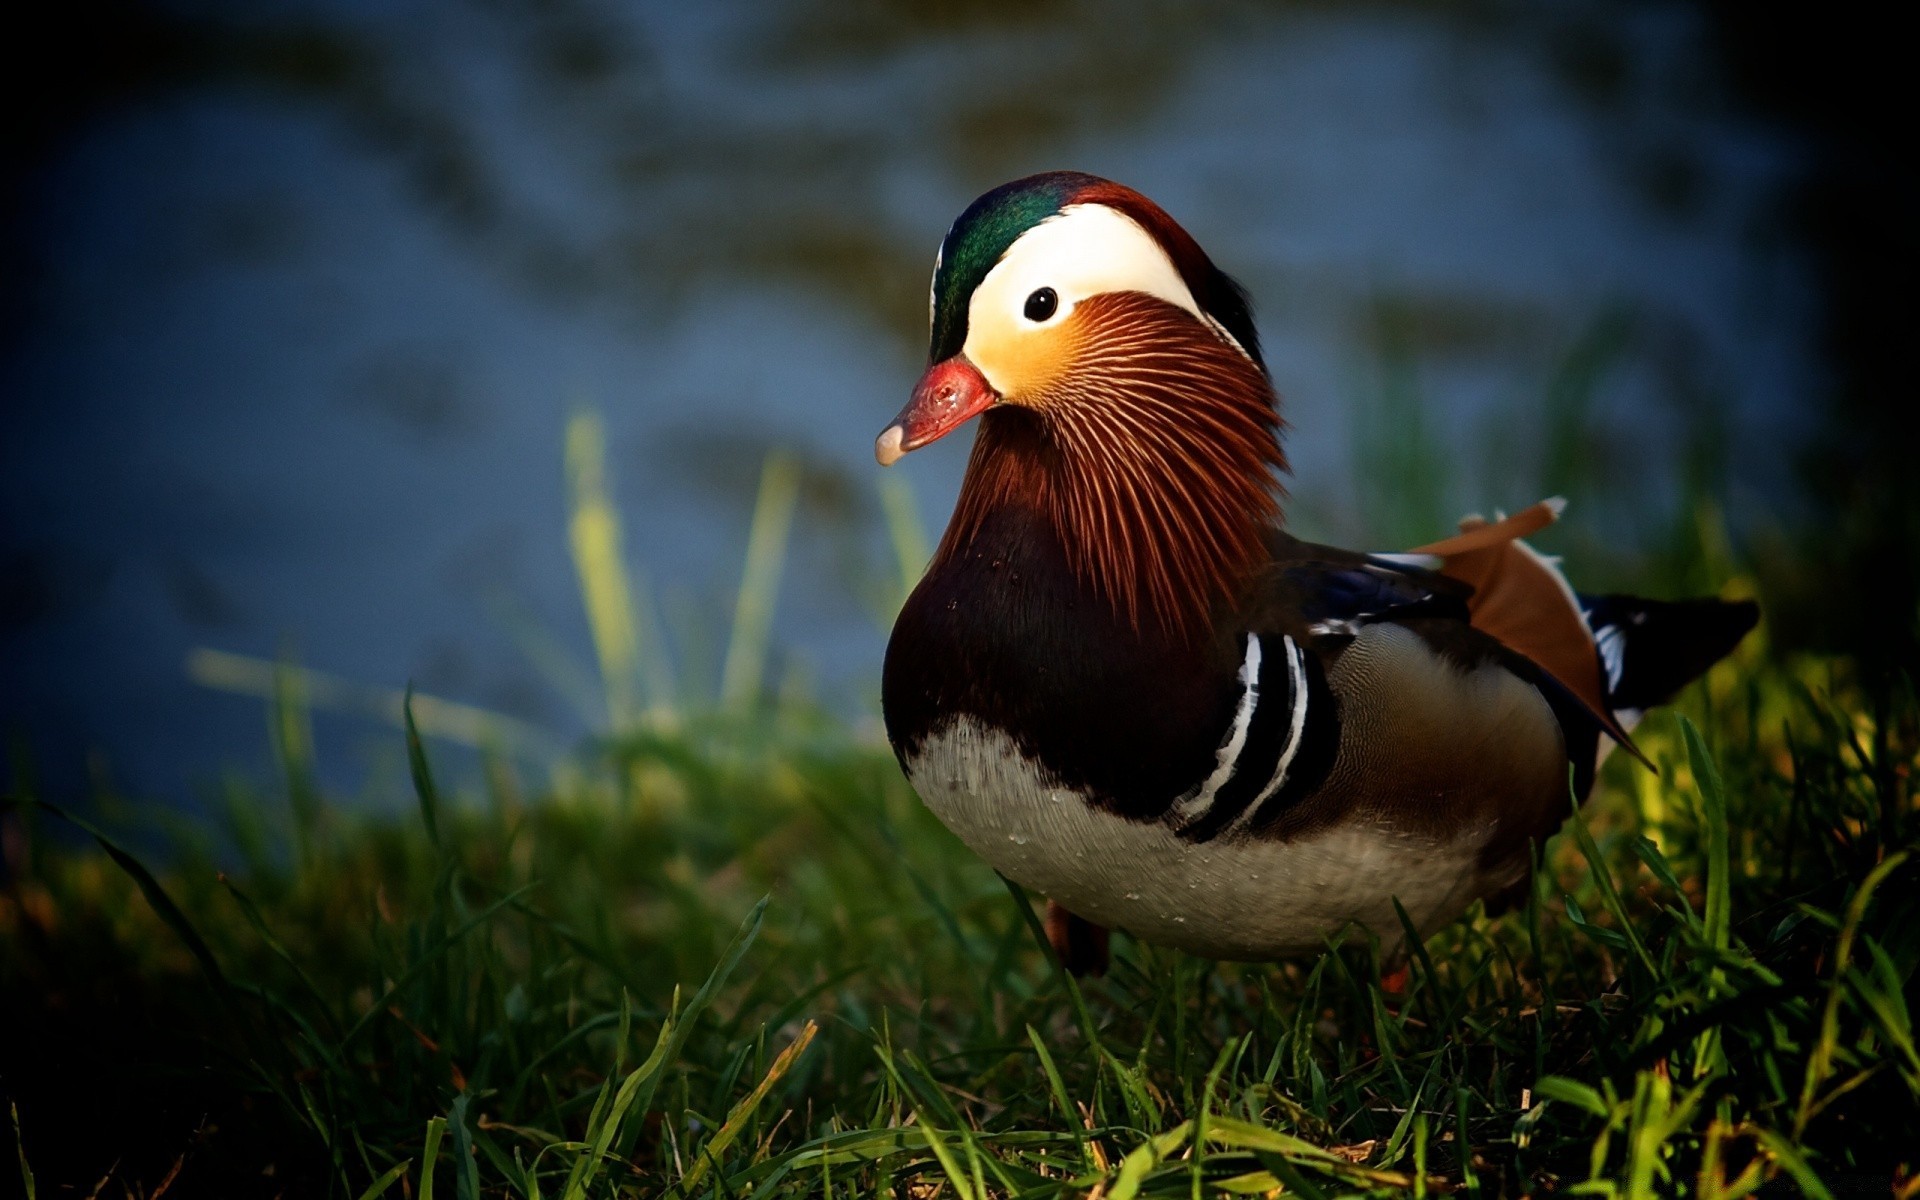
[{"xmin": 1171, "ymin": 633, "xmax": 1338, "ymax": 843}]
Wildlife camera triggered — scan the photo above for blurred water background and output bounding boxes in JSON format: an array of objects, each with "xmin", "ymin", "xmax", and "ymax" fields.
[{"xmin": 2, "ymin": 1, "xmax": 1901, "ymax": 813}]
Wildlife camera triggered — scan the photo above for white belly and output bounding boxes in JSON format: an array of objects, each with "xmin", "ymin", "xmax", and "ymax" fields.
[{"xmin": 907, "ymin": 717, "xmax": 1492, "ymax": 960}]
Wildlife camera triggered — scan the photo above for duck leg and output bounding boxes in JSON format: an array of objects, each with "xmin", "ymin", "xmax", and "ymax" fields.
[{"xmin": 1044, "ymin": 899, "xmax": 1111, "ymax": 977}]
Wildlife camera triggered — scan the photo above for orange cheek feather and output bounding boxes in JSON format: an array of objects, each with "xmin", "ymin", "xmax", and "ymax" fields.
[{"xmin": 970, "ymin": 318, "xmax": 1085, "ymax": 404}]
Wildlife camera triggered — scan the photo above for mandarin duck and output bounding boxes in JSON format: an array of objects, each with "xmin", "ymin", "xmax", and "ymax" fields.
[{"xmin": 877, "ymin": 172, "xmax": 1757, "ymax": 975}]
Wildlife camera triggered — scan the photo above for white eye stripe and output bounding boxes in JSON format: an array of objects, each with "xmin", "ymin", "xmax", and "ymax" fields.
[
  {"xmin": 960, "ymin": 204, "xmax": 1254, "ymax": 387},
  {"xmin": 972, "ymin": 205, "xmax": 1200, "ymax": 333}
]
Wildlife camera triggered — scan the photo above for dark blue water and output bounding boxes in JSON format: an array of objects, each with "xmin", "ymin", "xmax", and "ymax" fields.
[{"xmin": 1, "ymin": 2, "xmax": 1818, "ymax": 808}]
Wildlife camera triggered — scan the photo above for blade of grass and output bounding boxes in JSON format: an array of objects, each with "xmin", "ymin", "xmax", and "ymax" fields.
[
  {"xmin": 677, "ymin": 1020, "xmax": 818, "ymax": 1196},
  {"xmin": 1560, "ymin": 776, "xmax": 1657, "ymax": 977},
  {"xmin": 877, "ymin": 473, "xmax": 929, "ymax": 615},
  {"xmin": 630, "ymin": 897, "xmax": 769, "ymax": 1119},
  {"xmin": 1681, "ymin": 718, "xmax": 1732, "ymax": 954},
  {"xmin": 187, "ymin": 648, "xmax": 556, "ymax": 755},
  {"xmin": 9, "ymin": 1102, "xmax": 32, "ymax": 1200},
  {"xmin": 28, "ymin": 800, "xmax": 230, "ymax": 996},
  {"xmin": 270, "ymin": 648, "xmax": 322, "ymax": 865},
  {"xmin": 1453, "ymin": 1086, "xmax": 1477, "ymax": 1194},
  {"xmin": 1248, "ymin": 1154, "xmax": 1330, "ymax": 1200},
  {"xmin": 405, "ymin": 687, "xmax": 442, "ymax": 851},
  {"xmin": 1379, "ymin": 1056, "xmax": 1439, "ymax": 1168},
  {"xmin": 1794, "ymin": 850, "xmax": 1910, "ymax": 1138},
  {"xmin": 217, "ymin": 877, "xmax": 342, "ymax": 1037},
  {"xmin": 560, "ymin": 1017, "xmax": 671, "ymax": 1200},
  {"xmin": 1391, "ymin": 897, "xmax": 1442, "ymax": 1026},
  {"xmin": 1192, "ymin": 1038, "xmax": 1239, "ymax": 1198},
  {"xmin": 354, "ymin": 1158, "xmax": 411, "ymax": 1200},
  {"xmin": 874, "ymin": 1045, "xmax": 976, "ymax": 1200},
  {"xmin": 721, "ymin": 451, "xmax": 801, "ymax": 710},
  {"xmin": 566, "ymin": 408, "xmax": 644, "ymax": 728},
  {"xmin": 420, "ymin": 1117, "xmax": 446, "ymax": 1200},
  {"xmin": 894, "ymin": 1048, "xmax": 1019, "ymax": 1197},
  {"xmin": 1750, "ymin": 1126, "xmax": 1836, "ymax": 1200},
  {"xmin": 1533, "ymin": 1076, "xmax": 1609, "ymax": 1119},
  {"xmin": 449, "ymin": 1094, "xmax": 480, "ymax": 1200},
  {"xmin": 1682, "ymin": 715, "xmax": 1734, "ymax": 1077},
  {"xmin": 1107, "ymin": 1121, "xmax": 1189, "ymax": 1200},
  {"xmin": 1026, "ymin": 1025, "xmax": 1085, "ymax": 1159},
  {"xmin": 1000, "ymin": 875, "xmax": 1105, "ymax": 1060},
  {"xmin": 339, "ymin": 886, "xmax": 537, "ymax": 1050}
]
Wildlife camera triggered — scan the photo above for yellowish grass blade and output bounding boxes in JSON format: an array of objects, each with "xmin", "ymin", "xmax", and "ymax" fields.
[
  {"xmin": 9, "ymin": 1102, "xmax": 32, "ymax": 1200},
  {"xmin": 878, "ymin": 472, "xmax": 929, "ymax": 615},
  {"xmin": 676, "ymin": 1019, "xmax": 818, "ymax": 1195},
  {"xmin": 721, "ymin": 450, "xmax": 801, "ymax": 710},
  {"xmin": 187, "ymin": 648, "xmax": 557, "ymax": 756},
  {"xmin": 566, "ymin": 409, "xmax": 644, "ymax": 728}
]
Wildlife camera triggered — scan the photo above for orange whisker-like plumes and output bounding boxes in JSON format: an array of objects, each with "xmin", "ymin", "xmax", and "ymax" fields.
[{"xmin": 936, "ymin": 293, "xmax": 1286, "ymax": 638}]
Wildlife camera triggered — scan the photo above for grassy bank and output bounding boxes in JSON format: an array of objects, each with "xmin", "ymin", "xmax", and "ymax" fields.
[{"xmin": 5, "ymin": 638, "xmax": 1917, "ymax": 1197}]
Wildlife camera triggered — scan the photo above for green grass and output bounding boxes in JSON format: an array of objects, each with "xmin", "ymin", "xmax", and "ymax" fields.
[
  {"xmin": 4, "ymin": 424, "xmax": 1917, "ymax": 1197},
  {"xmin": 5, "ymin": 650, "xmax": 1915, "ymax": 1197}
]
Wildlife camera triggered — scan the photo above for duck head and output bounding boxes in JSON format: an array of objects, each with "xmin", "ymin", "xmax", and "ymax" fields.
[{"xmin": 877, "ymin": 171, "xmax": 1287, "ymax": 637}]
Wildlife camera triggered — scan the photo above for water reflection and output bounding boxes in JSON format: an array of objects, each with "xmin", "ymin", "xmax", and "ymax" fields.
[{"xmin": 1, "ymin": 1, "xmax": 1817, "ymax": 807}]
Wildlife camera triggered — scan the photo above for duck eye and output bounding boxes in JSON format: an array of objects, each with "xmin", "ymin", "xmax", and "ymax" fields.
[{"xmin": 1023, "ymin": 287, "xmax": 1058, "ymax": 322}]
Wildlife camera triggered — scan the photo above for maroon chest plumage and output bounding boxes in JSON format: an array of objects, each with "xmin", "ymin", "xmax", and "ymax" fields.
[{"xmin": 882, "ymin": 481, "xmax": 1241, "ymax": 824}]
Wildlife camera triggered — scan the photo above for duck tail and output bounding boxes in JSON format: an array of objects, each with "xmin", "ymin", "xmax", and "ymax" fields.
[
  {"xmin": 1579, "ymin": 594, "xmax": 1761, "ymax": 729},
  {"xmin": 1410, "ymin": 498, "xmax": 1652, "ymax": 767}
]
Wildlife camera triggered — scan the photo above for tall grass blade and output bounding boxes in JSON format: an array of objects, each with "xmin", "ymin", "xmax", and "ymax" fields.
[
  {"xmin": 874, "ymin": 1046, "xmax": 977, "ymax": 1200},
  {"xmin": 566, "ymin": 409, "xmax": 644, "ymax": 728},
  {"xmin": 270, "ymin": 648, "xmax": 322, "ymax": 864},
  {"xmin": 721, "ymin": 451, "xmax": 801, "ymax": 710},
  {"xmin": 1681, "ymin": 718, "xmax": 1732, "ymax": 954},
  {"xmin": 420, "ymin": 1116, "xmax": 447, "ymax": 1200},
  {"xmin": 558, "ymin": 897, "xmax": 774, "ymax": 1199},
  {"xmin": 1390, "ymin": 897, "xmax": 1441, "ymax": 1023},
  {"xmin": 482, "ymin": 591, "xmax": 605, "ymax": 725},
  {"xmin": 339, "ymin": 886, "xmax": 537, "ymax": 1050},
  {"xmin": 630, "ymin": 563, "xmax": 680, "ymax": 720},
  {"xmin": 1000, "ymin": 876, "xmax": 1106, "ymax": 1059},
  {"xmin": 1352, "ymin": 301, "xmax": 1445, "ymax": 546},
  {"xmin": 405, "ymin": 687, "xmax": 442, "ymax": 851},
  {"xmin": 630, "ymin": 896, "xmax": 770, "ymax": 1119},
  {"xmin": 1108, "ymin": 1121, "xmax": 1188, "ymax": 1200},
  {"xmin": 1560, "ymin": 775, "xmax": 1658, "ymax": 977},
  {"xmin": 1795, "ymin": 850, "xmax": 1910, "ymax": 1138},
  {"xmin": 1682, "ymin": 715, "xmax": 1734, "ymax": 1076},
  {"xmin": 188, "ymin": 647, "xmax": 555, "ymax": 754},
  {"xmin": 877, "ymin": 473, "xmax": 929, "ymax": 615},
  {"xmin": 218, "ymin": 876, "xmax": 343, "ymax": 1039},
  {"xmin": 29, "ymin": 800, "xmax": 230, "ymax": 996},
  {"xmin": 1749, "ymin": 1127, "xmax": 1835, "ymax": 1200},
  {"xmin": 9, "ymin": 1102, "xmax": 32, "ymax": 1200},
  {"xmin": 449, "ymin": 1093, "xmax": 481, "ymax": 1200},
  {"xmin": 558, "ymin": 1072, "xmax": 628, "ymax": 1200},
  {"xmin": 1532, "ymin": 1076, "xmax": 1609, "ymax": 1119},
  {"xmin": 354, "ymin": 1158, "xmax": 411, "ymax": 1200},
  {"xmin": 677, "ymin": 1019, "xmax": 818, "ymax": 1195},
  {"xmin": 1025, "ymin": 1025, "xmax": 1082, "ymax": 1153}
]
